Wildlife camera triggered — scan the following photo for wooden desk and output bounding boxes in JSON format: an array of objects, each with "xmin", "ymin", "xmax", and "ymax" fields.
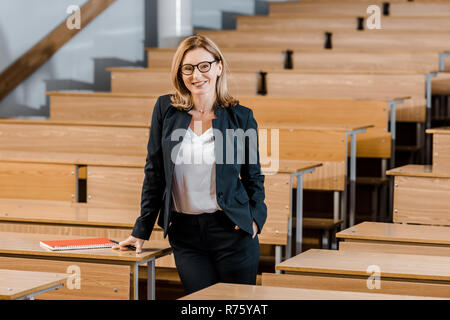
[
  {"xmin": 387, "ymin": 164, "xmax": 450, "ymax": 226},
  {"xmin": 0, "ymin": 269, "xmax": 69, "ymax": 300},
  {"xmin": 427, "ymin": 127, "xmax": 450, "ymax": 170},
  {"xmin": 275, "ymin": 249, "xmax": 450, "ymax": 298},
  {"xmin": 179, "ymin": 282, "xmax": 440, "ymax": 300},
  {"xmin": 262, "ymin": 123, "xmax": 372, "ymax": 229},
  {"xmin": 0, "ymin": 232, "xmax": 171, "ymax": 300},
  {"xmin": 263, "ymin": 160, "xmax": 322, "ymax": 259},
  {"xmin": 337, "ymin": 222, "xmax": 450, "ymax": 256}
]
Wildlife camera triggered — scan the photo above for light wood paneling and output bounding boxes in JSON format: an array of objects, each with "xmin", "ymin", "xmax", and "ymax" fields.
[
  {"xmin": 259, "ymin": 173, "xmax": 290, "ymax": 246},
  {"xmin": 266, "ymin": 72, "xmax": 426, "ymax": 122},
  {"xmin": 393, "ymin": 175, "xmax": 450, "ymax": 226},
  {"xmin": 49, "ymin": 92, "xmax": 157, "ymax": 125},
  {"xmin": 339, "ymin": 241, "xmax": 450, "ymax": 257},
  {"xmin": 432, "ymin": 73, "xmax": 450, "ymax": 95},
  {"xmin": 87, "ymin": 166, "xmax": 144, "ymax": 208},
  {"xmin": 337, "ymin": 221, "xmax": 450, "ymax": 245},
  {"xmin": 147, "ymin": 48, "xmax": 284, "ymax": 70},
  {"xmin": 0, "ymin": 269, "xmax": 69, "ymax": 300},
  {"xmin": 237, "ymin": 16, "xmax": 450, "ymax": 32},
  {"xmin": 303, "ymin": 161, "xmax": 345, "ymax": 191},
  {"xmin": 196, "ymin": 30, "xmax": 325, "ymax": 49},
  {"xmin": 181, "ymin": 282, "xmax": 439, "ymax": 300},
  {"xmin": 0, "ymin": 257, "xmax": 130, "ymax": 300},
  {"xmin": 276, "ymin": 249, "xmax": 450, "ymax": 282},
  {"xmin": 269, "ymin": 2, "xmax": 450, "ymax": 17},
  {"xmin": 244, "ymin": 96, "xmax": 390, "ymax": 158},
  {"xmin": 333, "ymin": 31, "xmax": 450, "ymax": 51},
  {"xmin": 293, "ymin": 51, "xmax": 439, "ymax": 73},
  {"xmin": 0, "ymin": 162, "xmax": 76, "ymax": 201},
  {"xmin": 276, "ymin": 128, "xmax": 346, "ymax": 161},
  {"xmin": 433, "ymin": 133, "xmax": 450, "ymax": 169},
  {"xmin": 261, "ymin": 273, "xmax": 450, "ymax": 298},
  {"xmin": 0, "ymin": 123, "xmax": 148, "ymax": 156},
  {"xmin": 109, "ymin": 68, "xmax": 258, "ymax": 96}
]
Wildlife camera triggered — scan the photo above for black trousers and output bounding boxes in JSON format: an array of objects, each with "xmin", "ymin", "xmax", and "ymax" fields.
[{"xmin": 168, "ymin": 210, "xmax": 260, "ymax": 295}]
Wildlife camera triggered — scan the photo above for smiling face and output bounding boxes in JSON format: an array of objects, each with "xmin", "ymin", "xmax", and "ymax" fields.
[{"xmin": 180, "ymin": 48, "xmax": 223, "ymax": 98}]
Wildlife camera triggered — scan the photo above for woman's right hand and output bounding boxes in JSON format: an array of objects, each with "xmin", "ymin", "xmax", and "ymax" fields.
[{"xmin": 112, "ymin": 235, "xmax": 145, "ymax": 254}]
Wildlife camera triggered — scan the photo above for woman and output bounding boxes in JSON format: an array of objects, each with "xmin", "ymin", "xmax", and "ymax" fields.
[{"xmin": 114, "ymin": 35, "xmax": 267, "ymax": 294}]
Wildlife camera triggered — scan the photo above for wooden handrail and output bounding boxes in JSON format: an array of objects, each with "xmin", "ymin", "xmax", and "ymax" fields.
[{"xmin": 0, "ymin": 0, "xmax": 116, "ymax": 101}]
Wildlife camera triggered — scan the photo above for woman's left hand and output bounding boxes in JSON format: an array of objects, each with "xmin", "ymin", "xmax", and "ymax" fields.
[
  {"xmin": 235, "ymin": 221, "xmax": 259, "ymax": 238},
  {"xmin": 252, "ymin": 221, "xmax": 258, "ymax": 239}
]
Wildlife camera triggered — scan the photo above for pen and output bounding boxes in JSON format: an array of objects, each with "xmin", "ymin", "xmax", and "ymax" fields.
[{"xmin": 109, "ymin": 239, "xmax": 137, "ymax": 251}]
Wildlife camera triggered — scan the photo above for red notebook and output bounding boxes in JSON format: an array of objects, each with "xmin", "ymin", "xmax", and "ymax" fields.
[{"xmin": 40, "ymin": 237, "xmax": 116, "ymax": 251}]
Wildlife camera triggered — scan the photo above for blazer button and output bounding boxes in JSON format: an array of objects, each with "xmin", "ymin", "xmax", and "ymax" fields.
[{"xmin": 218, "ymin": 192, "xmax": 223, "ymax": 198}]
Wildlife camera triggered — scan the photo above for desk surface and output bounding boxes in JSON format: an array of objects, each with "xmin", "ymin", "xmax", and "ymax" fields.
[
  {"xmin": 0, "ymin": 232, "xmax": 171, "ymax": 262},
  {"xmin": 262, "ymin": 159, "xmax": 322, "ymax": 175},
  {"xmin": 337, "ymin": 222, "xmax": 450, "ymax": 245},
  {"xmin": 0, "ymin": 150, "xmax": 145, "ymax": 167},
  {"xmin": 0, "ymin": 269, "xmax": 69, "ymax": 300},
  {"xmin": 260, "ymin": 122, "xmax": 373, "ymax": 132},
  {"xmin": 426, "ymin": 127, "xmax": 450, "ymax": 135},
  {"xmin": 386, "ymin": 164, "xmax": 450, "ymax": 178},
  {"xmin": 276, "ymin": 249, "xmax": 450, "ymax": 281},
  {"xmin": 0, "ymin": 199, "xmax": 137, "ymax": 228},
  {"xmin": 179, "ymin": 282, "xmax": 440, "ymax": 300}
]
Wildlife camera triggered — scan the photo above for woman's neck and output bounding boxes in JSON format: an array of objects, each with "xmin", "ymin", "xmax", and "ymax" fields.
[{"xmin": 192, "ymin": 93, "xmax": 216, "ymax": 113}]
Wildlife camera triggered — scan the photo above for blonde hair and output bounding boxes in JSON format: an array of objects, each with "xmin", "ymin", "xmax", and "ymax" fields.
[{"xmin": 170, "ymin": 35, "xmax": 239, "ymax": 110}]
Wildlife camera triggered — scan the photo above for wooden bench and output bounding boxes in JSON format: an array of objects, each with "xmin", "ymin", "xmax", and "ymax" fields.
[
  {"xmin": 179, "ymin": 282, "xmax": 438, "ymax": 300},
  {"xmin": 105, "ymin": 68, "xmax": 422, "ymax": 123},
  {"xmin": 427, "ymin": 126, "xmax": 450, "ymax": 169},
  {"xmin": 48, "ymin": 91, "xmax": 157, "ymax": 125},
  {"xmin": 46, "ymin": 92, "xmax": 391, "ymax": 160},
  {"xmin": 0, "ymin": 269, "xmax": 69, "ymax": 300},
  {"xmin": 0, "ymin": 119, "xmax": 149, "ymax": 156},
  {"xmin": 386, "ymin": 164, "xmax": 450, "ymax": 226},
  {"xmin": 146, "ymin": 48, "xmax": 447, "ymax": 73},
  {"xmin": 0, "ymin": 161, "xmax": 77, "ymax": 202},
  {"xmin": 268, "ymin": 248, "xmax": 450, "ymax": 298},
  {"xmin": 0, "ymin": 155, "xmax": 323, "ymax": 267},
  {"xmin": 146, "ymin": 47, "xmax": 286, "ymax": 71},
  {"xmin": 336, "ymin": 221, "xmax": 450, "ymax": 256},
  {"xmin": 236, "ymin": 15, "xmax": 450, "ymax": 32},
  {"xmin": 197, "ymin": 30, "xmax": 450, "ymax": 51},
  {"xmin": 107, "ymin": 67, "xmax": 261, "ymax": 97},
  {"xmin": 268, "ymin": 2, "xmax": 450, "ymax": 17}
]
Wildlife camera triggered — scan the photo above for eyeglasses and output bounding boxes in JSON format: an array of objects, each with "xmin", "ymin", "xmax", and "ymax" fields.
[{"xmin": 180, "ymin": 60, "xmax": 219, "ymax": 75}]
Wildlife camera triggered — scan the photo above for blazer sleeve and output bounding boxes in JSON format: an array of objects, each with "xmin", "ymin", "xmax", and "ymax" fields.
[
  {"xmin": 131, "ymin": 97, "xmax": 165, "ymax": 240},
  {"xmin": 240, "ymin": 109, "xmax": 267, "ymax": 234}
]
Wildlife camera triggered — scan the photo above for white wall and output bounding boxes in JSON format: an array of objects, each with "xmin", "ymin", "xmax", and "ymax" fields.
[{"xmin": 0, "ymin": 0, "xmax": 146, "ymax": 117}]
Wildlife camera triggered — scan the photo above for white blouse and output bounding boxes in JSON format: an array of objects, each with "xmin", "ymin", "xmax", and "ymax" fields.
[{"xmin": 171, "ymin": 126, "xmax": 221, "ymax": 214}]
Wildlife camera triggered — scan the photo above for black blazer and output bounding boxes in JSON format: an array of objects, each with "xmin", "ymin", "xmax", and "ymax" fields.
[{"xmin": 131, "ymin": 94, "xmax": 267, "ymax": 240}]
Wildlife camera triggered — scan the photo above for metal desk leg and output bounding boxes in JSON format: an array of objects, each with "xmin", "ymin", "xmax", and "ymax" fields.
[
  {"xmin": 17, "ymin": 283, "xmax": 64, "ymax": 300},
  {"xmin": 333, "ymin": 191, "xmax": 340, "ymax": 222},
  {"xmin": 275, "ymin": 246, "xmax": 282, "ymax": 274},
  {"xmin": 135, "ymin": 258, "xmax": 156, "ymax": 300},
  {"xmin": 295, "ymin": 173, "xmax": 304, "ymax": 255},
  {"xmin": 293, "ymin": 167, "xmax": 315, "ymax": 255},
  {"xmin": 147, "ymin": 259, "xmax": 155, "ymax": 300},
  {"xmin": 425, "ymin": 73, "xmax": 438, "ymax": 165},
  {"xmin": 285, "ymin": 174, "xmax": 294, "ymax": 260},
  {"xmin": 439, "ymin": 52, "xmax": 450, "ymax": 72},
  {"xmin": 349, "ymin": 132, "xmax": 357, "ymax": 227}
]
